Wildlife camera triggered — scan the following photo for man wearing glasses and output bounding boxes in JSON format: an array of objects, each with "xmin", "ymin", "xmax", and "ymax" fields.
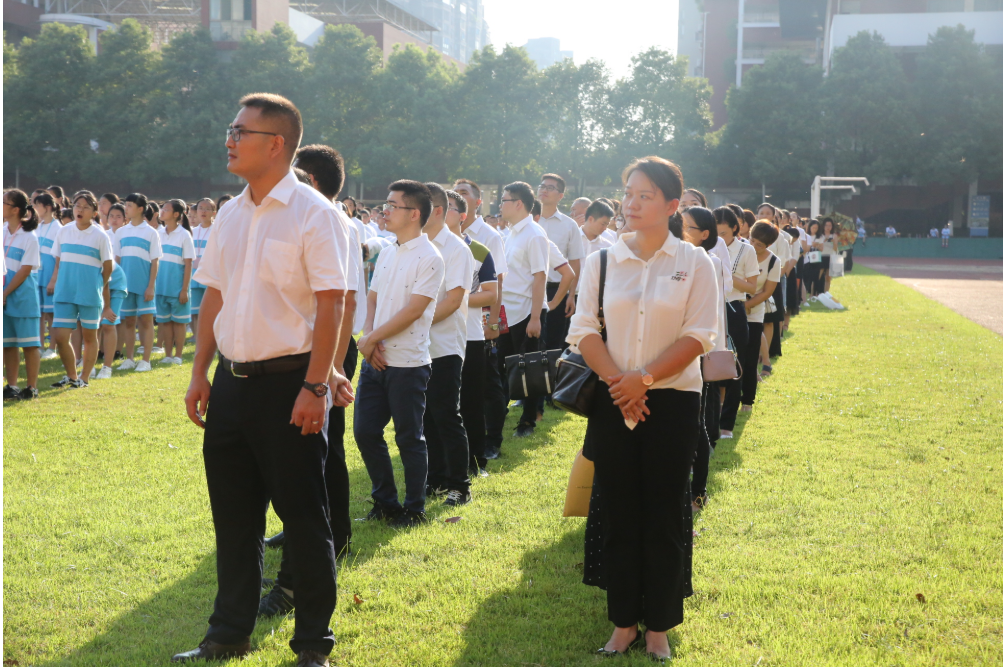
[
  {"xmin": 178, "ymin": 94, "xmax": 351, "ymax": 668},
  {"xmin": 536, "ymin": 174, "xmax": 584, "ymax": 358}
]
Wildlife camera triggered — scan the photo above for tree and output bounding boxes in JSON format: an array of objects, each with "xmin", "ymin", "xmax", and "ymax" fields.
[
  {"xmin": 455, "ymin": 45, "xmax": 545, "ymax": 194},
  {"xmin": 361, "ymin": 44, "xmax": 460, "ymax": 186},
  {"xmin": 229, "ymin": 23, "xmax": 310, "ymax": 110},
  {"xmin": 3, "ymin": 23, "xmax": 95, "ymax": 183}
]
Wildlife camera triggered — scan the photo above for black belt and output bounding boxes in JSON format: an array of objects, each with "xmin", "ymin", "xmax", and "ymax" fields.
[{"xmin": 219, "ymin": 352, "xmax": 311, "ymax": 378}]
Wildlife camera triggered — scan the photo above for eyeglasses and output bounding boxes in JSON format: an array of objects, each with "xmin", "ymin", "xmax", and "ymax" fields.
[
  {"xmin": 448, "ymin": 207, "xmax": 461, "ymax": 213},
  {"xmin": 384, "ymin": 202, "xmax": 417, "ymax": 212},
  {"xmin": 537, "ymin": 184, "xmax": 561, "ymax": 193},
  {"xmin": 226, "ymin": 125, "xmax": 279, "ymax": 143},
  {"xmin": 500, "ymin": 198, "xmax": 520, "ymax": 204}
]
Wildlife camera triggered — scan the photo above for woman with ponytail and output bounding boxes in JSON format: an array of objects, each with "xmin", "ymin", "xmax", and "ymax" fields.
[
  {"xmin": 3, "ymin": 189, "xmax": 43, "ymax": 399},
  {"xmin": 154, "ymin": 200, "xmax": 194, "ymax": 365},
  {"xmin": 32, "ymin": 192, "xmax": 63, "ymax": 360}
]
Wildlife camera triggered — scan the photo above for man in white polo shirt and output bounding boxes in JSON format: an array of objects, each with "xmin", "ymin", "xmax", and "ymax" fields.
[
  {"xmin": 178, "ymin": 94, "xmax": 350, "ymax": 668},
  {"xmin": 536, "ymin": 173, "xmax": 584, "ymax": 353},
  {"xmin": 498, "ymin": 181, "xmax": 549, "ymax": 438},
  {"xmin": 354, "ymin": 180, "xmax": 445, "ymax": 529},
  {"xmin": 422, "ymin": 183, "xmax": 475, "ymax": 506}
]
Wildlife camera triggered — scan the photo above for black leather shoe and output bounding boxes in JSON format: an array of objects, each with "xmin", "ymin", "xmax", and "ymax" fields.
[
  {"xmin": 264, "ymin": 531, "xmax": 285, "ymax": 548},
  {"xmin": 365, "ymin": 499, "xmax": 400, "ymax": 522},
  {"xmin": 258, "ymin": 585, "xmax": 294, "ymax": 618},
  {"xmin": 171, "ymin": 637, "xmax": 250, "ymax": 663},
  {"xmin": 483, "ymin": 445, "xmax": 500, "ymax": 460},
  {"xmin": 595, "ymin": 628, "xmax": 643, "ymax": 656},
  {"xmin": 513, "ymin": 423, "xmax": 535, "ymax": 438},
  {"xmin": 388, "ymin": 509, "xmax": 428, "ymax": 529},
  {"xmin": 296, "ymin": 650, "xmax": 330, "ymax": 667}
]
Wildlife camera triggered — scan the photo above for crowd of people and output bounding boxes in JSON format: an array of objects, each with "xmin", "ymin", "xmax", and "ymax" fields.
[{"xmin": 3, "ymin": 92, "xmax": 844, "ymax": 667}]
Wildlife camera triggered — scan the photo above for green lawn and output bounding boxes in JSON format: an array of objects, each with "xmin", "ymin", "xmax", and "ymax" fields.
[{"xmin": 4, "ymin": 267, "xmax": 1002, "ymax": 667}]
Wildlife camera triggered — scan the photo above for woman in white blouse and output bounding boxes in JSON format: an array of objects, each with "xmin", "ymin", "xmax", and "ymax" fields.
[
  {"xmin": 741, "ymin": 222, "xmax": 782, "ymax": 411},
  {"xmin": 567, "ymin": 157, "xmax": 719, "ymax": 660}
]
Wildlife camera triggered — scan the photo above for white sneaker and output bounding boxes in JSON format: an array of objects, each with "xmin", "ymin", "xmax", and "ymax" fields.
[
  {"xmin": 90, "ymin": 368, "xmax": 99, "ymax": 379},
  {"xmin": 118, "ymin": 358, "xmax": 136, "ymax": 370},
  {"xmin": 151, "ymin": 346, "xmax": 166, "ymax": 355},
  {"xmin": 719, "ymin": 430, "xmax": 734, "ymax": 439},
  {"xmin": 94, "ymin": 366, "xmax": 113, "ymax": 380},
  {"xmin": 135, "ymin": 360, "xmax": 152, "ymax": 372},
  {"xmin": 171, "ymin": 357, "xmax": 183, "ymax": 365},
  {"xmin": 41, "ymin": 349, "xmax": 58, "ymax": 360},
  {"xmin": 161, "ymin": 356, "xmax": 175, "ymax": 365}
]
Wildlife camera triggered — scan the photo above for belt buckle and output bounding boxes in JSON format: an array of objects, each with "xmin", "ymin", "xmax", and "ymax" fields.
[{"xmin": 230, "ymin": 360, "xmax": 249, "ymax": 378}]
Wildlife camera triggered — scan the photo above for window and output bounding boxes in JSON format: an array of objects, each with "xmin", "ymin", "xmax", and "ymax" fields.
[
  {"xmin": 927, "ymin": 0, "xmax": 964, "ymax": 11},
  {"xmin": 975, "ymin": 0, "xmax": 1003, "ymax": 10},
  {"xmin": 840, "ymin": 0, "xmax": 861, "ymax": 13},
  {"xmin": 244, "ymin": 0, "xmax": 252, "ymax": 21}
]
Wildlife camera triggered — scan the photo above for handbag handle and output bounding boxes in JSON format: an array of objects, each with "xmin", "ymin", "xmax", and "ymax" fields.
[{"xmin": 598, "ymin": 248, "xmax": 608, "ymax": 343}]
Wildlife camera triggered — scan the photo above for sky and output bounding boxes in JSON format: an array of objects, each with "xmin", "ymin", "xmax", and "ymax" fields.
[{"xmin": 482, "ymin": 0, "xmax": 680, "ymax": 80}]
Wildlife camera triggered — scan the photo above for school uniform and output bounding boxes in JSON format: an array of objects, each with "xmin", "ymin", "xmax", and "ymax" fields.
[
  {"xmin": 461, "ymin": 237, "xmax": 497, "ymax": 471},
  {"xmin": 567, "ymin": 233, "xmax": 718, "ymax": 631},
  {"xmin": 191, "ymin": 169, "xmax": 349, "ymax": 656},
  {"xmin": 115, "ymin": 222, "xmax": 163, "ymax": 317},
  {"xmin": 538, "ymin": 209, "xmax": 584, "ymax": 350},
  {"xmin": 100, "ymin": 261, "xmax": 129, "ymax": 326},
  {"xmin": 720, "ymin": 238, "xmax": 758, "ymax": 431},
  {"xmin": 742, "ymin": 252, "xmax": 781, "ymax": 407},
  {"xmin": 155, "ymin": 227, "xmax": 195, "ymax": 324},
  {"xmin": 52, "ymin": 224, "xmax": 113, "ymax": 330},
  {"xmin": 36, "ymin": 218, "xmax": 61, "ymax": 314},
  {"xmin": 3, "ymin": 227, "xmax": 42, "ymax": 348},
  {"xmin": 354, "ymin": 233, "xmax": 444, "ymax": 515},
  {"xmin": 190, "ymin": 225, "xmax": 212, "ymax": 315},
  {"xmin": 425, "ymin": 226, "xmax": 475, "ymax": 497}
]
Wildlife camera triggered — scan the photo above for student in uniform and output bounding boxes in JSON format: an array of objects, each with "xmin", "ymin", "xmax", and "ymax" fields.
[
  {"xmin": 355, "ymin": 180, "xmax": 445, "ymax": 529},
  {"xmin": 444, "ymin": 189, "xmax": 498, "ymax": 477},
  {"xmin": 536, "ymin": 173, "xmax": 584, "ymax": 353},
  {"xmin": 155, "ymin": 200, "xmax": 194, "ymax": 365},
  {"xmin": 741, "ymin": 222, "xmax": 781, "ymax": 411},
  {"xmin": 820, "ymin": 217, "xmax": 839, "ymax": 295},
  {"xmin": 580, "ymin": 200, "xmax": 615, "ymax": 258},
  {"xmin": 422, "ymin": 183, "xmax": 475, "ymax": 506},
  {"xmin": 116, "ymin": 193, "xmax": 162, "ymax": 372},
  {"xmin": 3, "ymin": 189, "xmax": 43, "ymax": 400},
  {"xmin": 93, "ymin": 257, "xmax": 128, "ymax": 379},
  {"xmin": 98, "ymin": 193, "xmax": 120, "ymax": 231},
  {"xmin": 48, "ymin": 191, "xmax": 114, "ymax": 388},
  {"xmin": 32, "ymin": 192, "xmax": 62, "ymax": 361},
  {"xmin": 190, "ymin": 198, "xmax": 215, "ymax": 344}
]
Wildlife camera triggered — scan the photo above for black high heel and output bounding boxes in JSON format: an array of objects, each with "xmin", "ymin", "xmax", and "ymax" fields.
[{"xmin": 595, "ymin": 628, "xmax": 643, "ymax": 656}]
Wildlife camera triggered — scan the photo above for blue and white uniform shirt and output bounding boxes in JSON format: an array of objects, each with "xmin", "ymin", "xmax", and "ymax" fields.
[
  {"xmin": 114, "ymin": 223, "xmax": 163, "ymax": 295},
  {"xmin": 3, "ymin": 227, "xmax": 41, "ymax": 317},
  {"xmin": 191, "ymin": 225, "xmax": 212, "ymax": 291},
  {"xmin": 36, "ymin": 218, "xmax": 62, "ymax": 291},
  {"xmin": 156, "ymin": 226, "xmax": 195, "ymax": 297},
  {"xmin": 51, "ymin": 224, "xmax": 113, "ymax": 306}
]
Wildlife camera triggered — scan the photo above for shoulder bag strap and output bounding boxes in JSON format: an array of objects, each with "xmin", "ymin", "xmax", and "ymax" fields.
[{"xmin": 598, "ymin": 248, "xmax": 608, "ymax": 343}]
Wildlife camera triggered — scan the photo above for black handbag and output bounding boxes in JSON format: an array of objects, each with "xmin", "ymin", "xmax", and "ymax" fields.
[
  {"xmin": 552, "ymin": 249, "xmax": 607, "ymax": 417},
  {"xmin": 505, "ymin": 342, "xmax": 563, "ymax": 401}
]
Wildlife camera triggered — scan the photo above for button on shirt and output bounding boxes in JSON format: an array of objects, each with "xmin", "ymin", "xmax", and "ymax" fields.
[
  {"xmin": 501, "ymin": 216, "xmax": 550, "ymax": 325},
  {"xmin": 538, "ymin": 210, "xmax": 584, "ymax": 283},
  {"xmin": 192, "ymin": 170, "xmax": 350, "ymax": 363},
  {"xmin": 567, "ymin": 233, "xmax": 719, "ymax": 394},
  {"xmin": 428, "ymin": 226, "xmax": 474, "ymax": 360},
  {"xmin": 115, "ymin": 222, "xmax": 163, "ymax": 295},
  {"xmin": 463, "ymin": 216, "xmax": 509, "ymax": 277},
  {"xmin": 370, "ymin": 233, "xmax": 445, "ymax": 367}
]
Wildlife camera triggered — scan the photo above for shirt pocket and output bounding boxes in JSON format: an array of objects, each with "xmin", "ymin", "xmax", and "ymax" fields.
[
  {"xmin": 654, "ymin": 274, "xmax": 690, "ymax": 311},
  {"xmin": 260, "ymin": 238, "xmax": 300, "ymax": 288}
]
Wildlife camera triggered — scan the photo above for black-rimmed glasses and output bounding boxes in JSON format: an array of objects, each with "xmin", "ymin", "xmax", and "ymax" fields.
[
  {"xmin": 384, "ymin": 202, "xmax": 417, "ymax": 212},
  {"xmin": 226, "ymin": 125, "xmax": 279, "ymax": 143}
]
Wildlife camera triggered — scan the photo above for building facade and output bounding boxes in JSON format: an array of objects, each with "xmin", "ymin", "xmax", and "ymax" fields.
[
  {"xmin": 389, "ymin": 0, "xmax": 489, "ymax": 64},
  {"xmin": 522, "ymin": 36, "xmax": 573, "ymax": 69}
]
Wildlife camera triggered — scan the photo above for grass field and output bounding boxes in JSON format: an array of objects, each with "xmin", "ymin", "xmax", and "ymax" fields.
[{"xmin": 3, "ymin": 266, "xmax": 1003, "ymax": 667}]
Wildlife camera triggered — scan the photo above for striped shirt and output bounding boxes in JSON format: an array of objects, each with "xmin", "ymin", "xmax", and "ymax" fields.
[
  {"xmin": 191, "ymin": 224, "xmax": 212, "ymax": 290},
  {"xmin": 156, "ymin": 226, "xmax": 195, "ymax": 297},
  {"xmin": 52, "ymin": 223, "xmax": 113, "ymax": 306},
  {"xmin": 3, "ymin": 227, "xmax": 41, "ymax": 317},
  {"xmin": 114, "ymin": 222, "xmax": 163, "ymax": 294}
]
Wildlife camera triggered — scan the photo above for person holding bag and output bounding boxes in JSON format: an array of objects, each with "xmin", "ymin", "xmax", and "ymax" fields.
[{"xmin": 566, "ymin": 157, "xmax": 718, "ymax": 661}]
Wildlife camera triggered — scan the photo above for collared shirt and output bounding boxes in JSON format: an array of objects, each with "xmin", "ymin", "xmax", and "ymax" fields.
[
  {"xmin": 465, "ymin": 236, "xmax": 497, "ymax": 342},
  {"xmin": 339, "ymin": 209, "xmax": 368, "ymax": 334},
  {"xmin": 567, "ymin": 232, "xmax": 719, "ymax": 394},
  {"xmin": 769, "ymin": 230, "xmax": 790, "ymax": 266},
  {"xmin": 576, "ymin": 230, "xmax": 612, "ymax": 295},
  {"xmin": 709, "ymin": 255, "xmax": 728, "ymax": 352},
  {"xmin": 191, "ymin": 224, "xmax": 212, "ymax": 290},
  {"xmin": 709, "ymin": 236, "xmax": 734, "ymax": 297},
  {"xmin": 463, "ymin": 216, "xmax": 509, "ymax": 277},
  {"xmin": 501, "ymin": 216, "xmax": 550, "ymax": 325},
  {"xmin": 428, "ymin": 226, "xmax": 474, "ymax": 360},
  {"xmin": 193, "ymin": 170, "xmax": 350, "ymax": 362},
  {"xmin": 115, "ymin": 222, "xmax": 163, "ymax": 295},
  {"xmin": 748, "ymin": 251, "xmax": 782, "ymax": 324},
  {"xmin": 538, "ymin": 209, "xmax": 584, "ymax": 282},
  {"xmin": 600, "ymin": 229, "xmax": 617, "ymax": 245},
  {"xmin": 156, "ymin": 226, "xmax": 195, "ymax": 297},
  {"xmin": 725, "ymin": 238, "xmax": 759, "ymax": 303},
  {"xmin": 3, "ymin": 227, "xmax": 41, "ymax": 317},
  {"xmin": 36, "ymin": 219, "xmax": 63, "ymax": 292},
  {"xmin": 370, "ymin": 233, "xmax": 444, "ymax": 367},
  {"xmin": 52, "ymin": 223, "xmax": 113, "ymax": 307}
]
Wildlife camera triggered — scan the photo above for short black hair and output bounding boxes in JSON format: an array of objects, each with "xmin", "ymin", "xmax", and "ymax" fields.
[
  {"xmin": 446, "ymin": 189, "xmax": 467, "ymax": 215},
  {"xmin": 751, "ymin": 220, "xmax": 779, "ymax": 246},
  {"xmin": 216, "ymin": 194, "xmax": 233, "ymax": 212},
  {"xmin": 295, "ymin": 144, "xmax": 345, "ymax": 199},
  {"xmin": 101, "ymin": 192, "xmax": 120, "ymax": 205},
  {"xmin": 714, "ymin": 206, "xmax": 740, "ymax": 235},
  {"xmin": 585, "ymin": 200, "xmax": 614, "ymax": 221},
  {"xmin": 424, "ymin": 182, "xmax": 448, "ymax": 213},
  {"xmin": 293, "ymin": 166, "xmax": 312, "ymax": 185},
  {"xmin": 124, "ymin": 192, "xmax": 148, "ymax": 210},
  {"xmin": 541, "ymin": 173, "xmax": 566, "ymax": 193},
  {"xmin": 32, "ymin": 192, "xmax": 56, "ymax": 211},
  {"xmin": 109, "ymin": 203, "xmax": 126, "ymax": 218},
  {"xmin": 622, "ymin": 157, "xmax": 684, "ymax": 202},
  {"xmin": 683, "ymin": 206, "xmax": 718, "ymax": 252},
  {"xmin": 531, "ymin": 199, "xmax": 542, "ymax": 217},
  {"xmin": 238, "ymin": 92, "xmax": 303, "ymax": 158},
  {"xmin": 503, "ymin": 181, "xmax": 534, "ymax": 212},
  {"xmin": 389, "ymin": 179, "xmax": 432, "ymax": 226},
  {"xmin": 453, "ymin": 178, "xmax": 481, "ymax": 199}
]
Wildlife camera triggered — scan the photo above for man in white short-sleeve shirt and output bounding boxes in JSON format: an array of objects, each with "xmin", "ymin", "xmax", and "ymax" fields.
[
  {"xmin": 536, "ymin": 173, "xmax": 584, "ymax": 351},
  {"xmin": 422, "ymin": 183, "xmax": 475, "ymax": 505},
  {"xmin": 354, "ymin": 180, "xmax": 445, "ymax": 529},
  {"xmin": 498, "ymin": 181, "xmax": 550, "ymax": 438},
  {"xmin": 178, "ymin": 95, "xmax": 349, "ymax": 668}
]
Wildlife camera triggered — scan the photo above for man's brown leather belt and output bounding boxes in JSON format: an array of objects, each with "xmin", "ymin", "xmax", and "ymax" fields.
[{"xmin": 219, "ymin": 353, "xmax": 311, "ymax": 378}]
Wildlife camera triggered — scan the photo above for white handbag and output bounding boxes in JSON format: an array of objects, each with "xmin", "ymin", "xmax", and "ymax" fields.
[
  {"xmin": 829, "ymin": 253, "xmax": 844, "ymax": 278},
  {"xmin": 807, "ymin": 250, "xmax": 822, "ymax": 263}
]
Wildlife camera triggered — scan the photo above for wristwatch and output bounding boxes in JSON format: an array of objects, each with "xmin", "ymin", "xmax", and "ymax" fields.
[
  {"xmin": 303, "ymin": 381, "xmax": 330, "ymax": 397},
  {"xmin": 488, "ymin": 324, "xmax": 499, "ymax": 331},
  {"xmin": 639, "ymin": 368, "xmax": 654, "ymax": 387}
]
